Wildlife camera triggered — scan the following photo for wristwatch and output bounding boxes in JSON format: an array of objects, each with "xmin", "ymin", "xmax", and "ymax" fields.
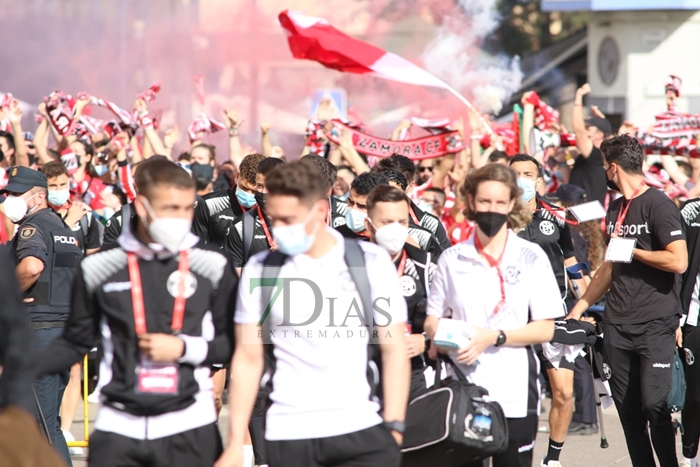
[
  {"xmin": 383, "ymin": 420, "xmax": 406, "ymax": 434},
  {"xmin": 494, "ymin": 330, "xmax": 507, "ymax": 347}
]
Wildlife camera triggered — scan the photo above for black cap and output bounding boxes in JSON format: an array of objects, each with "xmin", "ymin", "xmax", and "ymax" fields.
[
  {"xmin": 556, "ymin": 184, "xmax": 587, "ymax": 205},
  {"xmin": 0, "ymin": 166, "xmax": 48, "ymax": 194},
  {"xmin": 584, "ymin": 116, "xmax": 612, "ymax": 137}
]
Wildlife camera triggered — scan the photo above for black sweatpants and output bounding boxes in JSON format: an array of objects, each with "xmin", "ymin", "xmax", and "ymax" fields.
[
  {"xmin": 572, "ymin": 354, "xmax": 597, "ymax": 425},
  {"xmin": 249, "ymin": 386, "xmax": 271, "ymax": 465},
  {"xmin": 266, "ymin": 424, "xmax": 401, "ymax": 467},
  {"xmin": 463, "ymin": 415, "xmax": 538, "ymax": 467},
  {"xmin": 88, "ymin": 423, "xmax": 222, "ymax": 467},
  {"xmin": 604, "ymin": 315, "xmax": 678, "ymax": 467},
  {"xmin": 682, "ymin": 324, "xmax": 700, "ymax": 459}
]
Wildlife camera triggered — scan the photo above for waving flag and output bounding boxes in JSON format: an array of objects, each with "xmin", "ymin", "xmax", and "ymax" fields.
[{"xmin": 278, "ymin": 10, "xmax": 489, "ymax": 131}]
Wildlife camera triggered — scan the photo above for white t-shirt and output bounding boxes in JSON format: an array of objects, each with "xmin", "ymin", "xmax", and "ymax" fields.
[
  {"xmin": 235, "ymin": 228, "xmax": 408, "ymax": 440},
  {"xmin": 427, "ymin": 232, "xmax": 562, "ymax": 418}
]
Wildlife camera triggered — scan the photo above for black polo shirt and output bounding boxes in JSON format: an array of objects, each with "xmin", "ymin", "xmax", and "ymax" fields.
[
  {"xmin": 193, "ymin": 188, "xmax": 247, "ymax": 246},
  {"xmin": 409, "ymin": 200, "xmax": 451, "ymax": 251},
  {"xmin": 225, "ymin": 207, "xmax": 274, "ymax": 267},
  {"xmin": 517, "ymin": 198, "xmax": 576, "ymax": 295}
]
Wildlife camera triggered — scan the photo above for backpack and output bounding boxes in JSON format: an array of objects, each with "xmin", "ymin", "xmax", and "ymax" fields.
[{"xmin": 259, "ymin": 239, "xmax": 383, "ymax": 404}]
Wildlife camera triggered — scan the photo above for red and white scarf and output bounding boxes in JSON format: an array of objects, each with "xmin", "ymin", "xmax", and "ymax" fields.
[{"xmin": 187, "ymin": 113, "xmax": 226, "ymax": 142}]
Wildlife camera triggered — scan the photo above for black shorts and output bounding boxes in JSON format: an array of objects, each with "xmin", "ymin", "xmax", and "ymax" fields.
[
  {"xmin": 266, "ymin": 424, "xmax": 401, "ymax": 467},
  {"xmin": 88, "ymin": 423, "xmax": 222, "ymax": 467},
  {"xmin": 535, "ymin": 344, "xmax": 576, "ymax": 371}
]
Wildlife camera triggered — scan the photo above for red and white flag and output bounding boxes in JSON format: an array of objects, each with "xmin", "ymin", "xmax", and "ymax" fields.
[{"xmin": 278, "ymin": 10, "xmax": 486, "ymax": 129}]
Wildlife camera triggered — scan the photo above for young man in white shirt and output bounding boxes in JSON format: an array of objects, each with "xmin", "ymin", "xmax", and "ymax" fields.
[{"xmin": 216, "ymin": 160, "xmax": 410, "ymax": 467}]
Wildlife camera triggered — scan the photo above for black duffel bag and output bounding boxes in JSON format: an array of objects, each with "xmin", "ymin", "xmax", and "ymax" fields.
[{"xmin": 401, "ymin": 356, "xmax": 509, "ymax": 467}]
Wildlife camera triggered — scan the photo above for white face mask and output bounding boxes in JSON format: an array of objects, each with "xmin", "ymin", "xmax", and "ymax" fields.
[
  {"xmin": 371, "ymin": 220, "xmax": 409, "ymax": 256},
  {"xmin": 4, "ymin": 193, "xmax": 38, "ymax": 223},
  {"xmin": 140, "ymin": 198, "xmax": 192, "ymax": 254},
  {"xmin": 271, "ymin": 205, "xmax": 319, "ymax": 256},
  {"xmin": 345, "ymin": 208, "xmax": 367, "ymax": 233}
]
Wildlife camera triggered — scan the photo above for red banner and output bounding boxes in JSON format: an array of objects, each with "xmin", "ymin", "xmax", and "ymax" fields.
[{"xmin": 326, "ymin": 119, "xmax": 464, "ymax": 160}]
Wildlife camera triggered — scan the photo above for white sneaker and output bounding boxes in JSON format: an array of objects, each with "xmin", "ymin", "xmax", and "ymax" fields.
[
  {"xmin": 87, "ymin": 388, "xmax": 101, "ymax": 404},
  {"xmin": 63, "ymin": 430, "xmax": 84, "ymax": 456},
  {"xmin": 541, "ymin": 460, "xmax": 562, "ymax": 467}
]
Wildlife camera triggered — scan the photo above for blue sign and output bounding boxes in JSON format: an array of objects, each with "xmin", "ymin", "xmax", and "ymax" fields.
[{"xmin": 310, "ymin": 88, "xmax": 347, "ymax": 120}]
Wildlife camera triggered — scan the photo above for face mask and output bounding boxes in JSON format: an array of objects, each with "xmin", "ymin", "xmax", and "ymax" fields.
[
  {"xmin": 605, "ymin": 166, "xmax": 620, "ymax": 191},
  {"xmin": 4, "ymin": 193, "xmax": 39, "ymax": 223},
  {"xmin": 48, "ymin": 189, "xmax": 70, "ymax": 207},
  {"xmin": 237, "ymin": 188, "xmax": 257, "ymax": 208},
  {"xmin": 417, "ymin": 200, "xmax": 434, "ymax": 213},
  {"xmin": 345, "ymin": 208, "xmax": 367, "ymax": 233},
  {"xmin": 337, "ymin": 191, "xmax": 350, "ymax": 202},
  {"xmin": 141, "ymin": 198, "xmax": 192, "ymax": 254},
  {"xmin": 371, "ymin": 221, "xmax": 408, "ymax": 256},
  {"xmin": 272, "ymin": 205, "xmax": 319, "ymax": 256},
  {"xmin": 474, "ymin": 211, "xmax": 508, "ymax": 237},
  {"xmin": 102, "ymin": 207, "xmax": 116, "ymax": 220},
  {"xmin": 254, "ymin": 191, "xmax": 266, "ymax": 210},
  {"xmin": 517, "ymin": 177, "xmax": 537, "ymax": 201},
  {"xmin": 94, "ymin": 164, "xmax": 109, "ymax": 177}
]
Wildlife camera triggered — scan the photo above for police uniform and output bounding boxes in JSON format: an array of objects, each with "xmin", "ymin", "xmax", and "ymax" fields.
[{"xmin": 2, "ymin": 167, "xmax": 83, "ymax": 466}]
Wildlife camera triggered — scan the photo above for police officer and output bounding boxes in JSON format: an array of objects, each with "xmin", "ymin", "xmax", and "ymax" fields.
[{"xmin": 2, "ymin": 166, "xmax": 83, "ymax": 466}]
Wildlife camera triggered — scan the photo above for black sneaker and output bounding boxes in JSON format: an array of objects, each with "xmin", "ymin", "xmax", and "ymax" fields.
[{"xmin": 567, "ymin": 422, "xmax": 599, "ymax": 435}]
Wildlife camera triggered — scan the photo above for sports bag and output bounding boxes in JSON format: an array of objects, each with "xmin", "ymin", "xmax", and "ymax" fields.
[
  {"xmin": 668, "ymin": 349, "xmax": 686, "ymax": 413},
  {"xmin": 401, "ymin": 356, "xmax": 509, "ymax": 467}
]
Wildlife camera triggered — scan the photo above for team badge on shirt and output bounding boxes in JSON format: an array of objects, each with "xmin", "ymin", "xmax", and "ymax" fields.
[
  {"xmin": 603, "ymin": 363, "xmax": 612, "ymax": 379},
  {"xmin": 399, "ymin": 276, "xmax": 417, "ymax": 297},
  {"xmin": 20, "ymin": 227, "xmax": 36, "ymax": 239},
  {"xmin": 504, "ymin": 265, "xmax": 521, "ymax": 285},
  {"xmin": 539, "ymin": 220, "xmax": 555, "ymax": 236},
  {"xmin": 166, "ymin": 270, "xmax": 198, "ymax": 299}
]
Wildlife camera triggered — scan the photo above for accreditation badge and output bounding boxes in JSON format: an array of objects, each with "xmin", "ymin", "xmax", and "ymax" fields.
[{"xmin": 135, "ymin": 356, "xmax": 179, "ymax": 395}]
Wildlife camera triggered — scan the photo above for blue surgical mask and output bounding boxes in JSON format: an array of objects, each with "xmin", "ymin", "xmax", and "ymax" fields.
[
  {"xmin": 48, "ymin": 189, "xmax": 70, "ymax": 208},
  {"xmin": 236, "ymin": 188, "xmax": 256, "ymax": 208},
  {"xmin": 336, "ymin": 192, "xmax": 350, "ymax": 202},
  {"xmin": 345, "ymin": 208, "xmax": 367, "ymax": 233},
  {"xmin": 94, "ymin": 164, "xmax": 109, "ymax": 177},
  {"xmin": 102, "ymin": 207, "xmax": 116, "ymax": 220},
  {"xmin": 417, "ymin": 200, "xmax": 434, "ymax": 214},
  {"xmin": 517, "ymin": 177, "xmax": 537, "ymax": 202},
  {"xmin": 272, "ymin": 206, "xmax": 318, "ymax": 256}
]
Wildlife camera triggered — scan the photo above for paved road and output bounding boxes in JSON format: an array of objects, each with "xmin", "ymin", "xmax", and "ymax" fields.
[{"xmin": 68, "ymin": 398, "xmax": 684, "ymax": 467}]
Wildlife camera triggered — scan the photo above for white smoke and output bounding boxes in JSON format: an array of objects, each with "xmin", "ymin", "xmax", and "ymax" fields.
[{"xmin": 421, "ymin": 0, "xmax": 523, "ymax": 115}]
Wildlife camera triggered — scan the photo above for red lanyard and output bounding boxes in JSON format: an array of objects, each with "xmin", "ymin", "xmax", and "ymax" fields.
[
  {"xmin": 236, "ymin": 197, "xmax": 249, "ymax": 214},
  {"xmin": 396, "ymin": 250, "xmax": 407, "ymax": 277},
  {"xmin": 127, "ymin": 251, "xmax": 189, "ymax": 335},
  {"xmin": 257, "ymin": 206, "xmax": 277, "ymax": 249},
  {"xmin": 409, "ymin": 206, "xmax": 419, "ymax": 225},
  {"xmin": 473, "ymin": 231, "xmax": 507, "ymax": 315},
  {"xmin": 614, "ymin": 182, "xmax": 645, "ymax": 235},
  {"xmin": 537, "ymin": 200, "xmax": 579, "ymax": 226}
]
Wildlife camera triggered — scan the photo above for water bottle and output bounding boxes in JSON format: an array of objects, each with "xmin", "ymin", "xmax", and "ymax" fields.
[{"xmin": 471, "ymin": 402, "xmax": 492, "ymax": 440}]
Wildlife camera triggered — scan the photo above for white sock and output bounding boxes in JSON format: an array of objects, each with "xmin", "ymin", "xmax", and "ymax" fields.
[{"xmin": 242, "ymin": 445, "xmax": 254, "ymax": 467}]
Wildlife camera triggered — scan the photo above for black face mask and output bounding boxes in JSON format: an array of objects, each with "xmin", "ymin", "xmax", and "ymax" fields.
[
  {"xmin": 254, "ymin": 191, "xmax": 266, "ymax": 210},
  {"xmin": 474, "ymin": 211, "xmax": 508, "ymax": 237},
  {"xmin": 605, "ymin": 166, "xmax": 620, "ymax": 192}
]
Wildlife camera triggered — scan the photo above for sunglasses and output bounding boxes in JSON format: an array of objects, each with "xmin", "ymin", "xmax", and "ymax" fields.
[{"xmin": 418, "ymin": 166, "xmax": 433, "ymax": 173}]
